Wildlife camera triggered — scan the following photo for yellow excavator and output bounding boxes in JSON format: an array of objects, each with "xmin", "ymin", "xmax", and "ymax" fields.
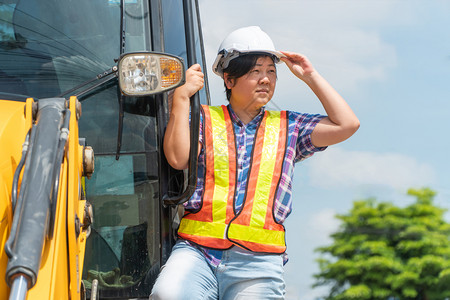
[{"xmin": 0, "ymin": 0, "xmax": 208, "ymax": 299}]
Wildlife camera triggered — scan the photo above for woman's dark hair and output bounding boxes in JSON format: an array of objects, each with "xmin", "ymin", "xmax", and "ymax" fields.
[{"xmin": 222, "ymin": 53, "xmax": 276, "ymax": 101}]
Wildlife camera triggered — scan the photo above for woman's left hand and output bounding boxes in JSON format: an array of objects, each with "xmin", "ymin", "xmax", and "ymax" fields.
[
  {"xmin": 280, "ymin": 51, "xmax": 360, "ymax": 147},
  {"xmin": 280, "ymin": 51, "xmax": 316, "ymax": 81}
]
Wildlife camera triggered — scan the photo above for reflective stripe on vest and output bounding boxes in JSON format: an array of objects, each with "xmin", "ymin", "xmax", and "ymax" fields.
[
  {"xmin": 178, "ymin": 105, "xmax": 236, "ymax": 249},
  {"xmin": 177, "ymin": 105, "xmax": 288, "ymax": 253}
]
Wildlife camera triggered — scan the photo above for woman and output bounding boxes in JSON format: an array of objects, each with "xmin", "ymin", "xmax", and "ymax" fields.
[{"xmin": 152, "ymin": 26, "xmax": 359, "ymax": 300}]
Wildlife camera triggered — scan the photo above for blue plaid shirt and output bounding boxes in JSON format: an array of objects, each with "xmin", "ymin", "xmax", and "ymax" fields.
[{"xmin": 183, "ymin": 104, "xmax": 326, "ymax": 265}]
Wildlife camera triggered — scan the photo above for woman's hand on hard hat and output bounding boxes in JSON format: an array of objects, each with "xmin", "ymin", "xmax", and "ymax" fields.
[
  {"xmin": 174, "ymin": 64, "xmax": 204, "ymax": 101},
  {"xmin": 280, "ymin": 51, "xmax": 360, "ymax": 147},
  {"xmin": 280, "ymin": 51, "xmax": 316, "ymax": 81}
]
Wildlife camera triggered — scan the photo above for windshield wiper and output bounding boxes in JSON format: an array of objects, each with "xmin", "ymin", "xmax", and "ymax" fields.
[
  {"xmin": 116, "ymin": 0, "xmax": 127, "ymax": 160},
  {"xmin": 57, "ymin": 66, "xmax": 118, "ymax": 99}
]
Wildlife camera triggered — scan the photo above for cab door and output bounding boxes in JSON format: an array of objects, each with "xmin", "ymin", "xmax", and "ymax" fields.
[{"xmin": 81, "ymin": 0, "xmax": 209, "ymax": 298}]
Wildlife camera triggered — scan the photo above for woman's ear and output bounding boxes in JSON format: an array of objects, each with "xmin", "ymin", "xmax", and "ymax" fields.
[{"xmin": 223, "ymin": 73, "xmax": 235, "ymax": 89}]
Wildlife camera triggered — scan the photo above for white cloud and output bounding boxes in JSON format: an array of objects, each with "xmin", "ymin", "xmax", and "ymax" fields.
[
  {"xmin": 308, "ymin": 147, "xmax": 437, "ymax": 191},
  {"xmin": 306, "ymin": 209, "xmax": 340, "ymax": 242}
]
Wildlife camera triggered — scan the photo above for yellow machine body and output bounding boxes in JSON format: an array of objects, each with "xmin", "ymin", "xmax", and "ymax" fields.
[{"xmin": 0, "ymin": 97, "xmax": 90, "ymax": 300}]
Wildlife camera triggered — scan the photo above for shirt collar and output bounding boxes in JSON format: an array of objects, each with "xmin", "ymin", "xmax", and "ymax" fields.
[{"xmin": 227, "ymin": 104, "xmax": 265, "ymax": 127}]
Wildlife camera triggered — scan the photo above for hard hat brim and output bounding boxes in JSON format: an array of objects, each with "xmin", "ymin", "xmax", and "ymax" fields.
[{"xmin": 212, "ymin": 50, "xmax": 285, "ymax": 78}]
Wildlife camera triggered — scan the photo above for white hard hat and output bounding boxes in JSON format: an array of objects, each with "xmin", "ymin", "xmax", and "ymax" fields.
[{"xmin": 212, "ymin": 26, "xmax": 284, "ymax": 78}]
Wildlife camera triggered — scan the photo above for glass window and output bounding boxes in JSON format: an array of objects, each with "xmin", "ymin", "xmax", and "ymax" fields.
[
  {"xmin": 161, "ymin": 0, "xmax": 187, "ymax": 62},
  {"xmin": 161, "ymin": 0, "xmax": 209, "ymax": 105},
  {"xmin": 0, "ymin": 0, "xmax": 120, "ymax": 99},
  {"xmin": 0, "ymin": 0, "xmax": 152, "ymax": 100},
  {"xmin": 122, "ymin": 0, "xmax": 151, "ymax": 52}
]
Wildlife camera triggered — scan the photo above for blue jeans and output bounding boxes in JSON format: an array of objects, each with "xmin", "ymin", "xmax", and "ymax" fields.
[{"xmin": 150, "ymin": 240, "xmax": 285, "ymax": 300}]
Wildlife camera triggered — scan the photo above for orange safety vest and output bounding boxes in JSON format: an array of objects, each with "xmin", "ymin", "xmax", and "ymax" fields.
[{"xmin": 178, "ymin": 105, "xmax": 288, "ymax": 253}]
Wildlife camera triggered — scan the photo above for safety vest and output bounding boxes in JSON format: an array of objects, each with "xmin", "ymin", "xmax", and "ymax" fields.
[{"xmin": 178, "ymin": 105, "xmax": 288, "ymax": 253}]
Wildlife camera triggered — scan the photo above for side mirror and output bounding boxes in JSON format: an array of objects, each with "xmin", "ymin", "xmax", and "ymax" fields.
[{"xmin": 118, "ymin": 52, "xmax": 185, "ymax": 96}]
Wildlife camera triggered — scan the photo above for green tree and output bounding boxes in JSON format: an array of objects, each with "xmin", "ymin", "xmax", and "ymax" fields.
[{"xmin": 314, "ymin": 188, "xmax": 450, "ymax": 300}]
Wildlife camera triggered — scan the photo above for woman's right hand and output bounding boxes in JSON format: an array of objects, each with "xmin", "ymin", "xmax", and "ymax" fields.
[
  {"xmin": 174, "ymin": 63, "xmax": 204, "ymax": 100},
  {"xmin": 164, "ymin": 64, "xmax": 204, "ymax": 170}
]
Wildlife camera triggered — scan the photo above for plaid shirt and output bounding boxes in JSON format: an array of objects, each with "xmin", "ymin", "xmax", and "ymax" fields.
[{"xmin": 183, "ymin": 104, "xmax": 326, "ymax": 265}]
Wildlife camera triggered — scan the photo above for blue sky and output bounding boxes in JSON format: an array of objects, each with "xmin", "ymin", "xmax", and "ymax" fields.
[{"xmin": 199, "ymin": 0, "xmax": 450, "ymax": 299}]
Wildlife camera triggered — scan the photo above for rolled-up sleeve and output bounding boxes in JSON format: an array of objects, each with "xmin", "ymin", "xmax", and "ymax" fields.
[{"xmin": 293, "ymin": 112, "xmax": 327, "ymax": 162}]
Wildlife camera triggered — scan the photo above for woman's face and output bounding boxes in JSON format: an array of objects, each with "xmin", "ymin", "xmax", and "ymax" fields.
[{"xmin": 226, "ymin": 56, "xmax": 277, "ymax": 111}]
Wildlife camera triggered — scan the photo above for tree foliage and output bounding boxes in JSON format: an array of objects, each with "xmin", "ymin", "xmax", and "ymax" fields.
[{"xmin": 314, "ymin": 188, "xmax": 450, "ymax": 300}]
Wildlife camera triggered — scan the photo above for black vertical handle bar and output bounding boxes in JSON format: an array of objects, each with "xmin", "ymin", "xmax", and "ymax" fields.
[{"xmin": 163, "ymin": 0, "xmax": 200, "ymax": 206}]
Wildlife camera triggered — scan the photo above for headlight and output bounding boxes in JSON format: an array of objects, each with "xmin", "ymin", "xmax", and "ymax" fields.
[{"xmin": 118, "ymin": 52, "xmax": 185, "ymax": 96}]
